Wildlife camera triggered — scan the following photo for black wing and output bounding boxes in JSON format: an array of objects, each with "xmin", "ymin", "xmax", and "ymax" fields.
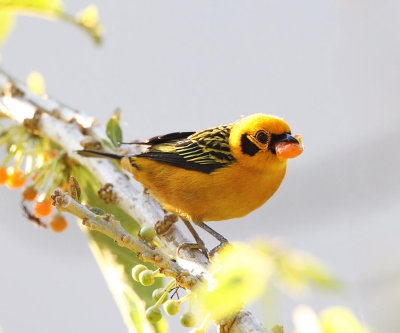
[{"xmin": 137, "ymin": 124, "xmax": 235, "ymax": 174}]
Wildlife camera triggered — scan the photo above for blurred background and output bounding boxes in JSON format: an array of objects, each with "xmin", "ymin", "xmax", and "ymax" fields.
[{"xmin": 0, "ymin": 0, "xmax": 399, "ymax": 332}]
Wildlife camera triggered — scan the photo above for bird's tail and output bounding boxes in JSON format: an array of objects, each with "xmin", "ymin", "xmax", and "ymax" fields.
[{"xmin": 77, "ymin": 149, "xmax": 123, "ymax": 160}]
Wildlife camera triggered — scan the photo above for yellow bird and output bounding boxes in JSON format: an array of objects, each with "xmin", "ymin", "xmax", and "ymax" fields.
[{"xmin": 79, "ymin": 113, "xmax": 303, "ymax": 256}]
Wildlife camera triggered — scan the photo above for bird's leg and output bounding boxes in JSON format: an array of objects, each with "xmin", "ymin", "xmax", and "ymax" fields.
[
  {"xmin": 198, "ymin": 222, "xmax": 229, "ymax": 259},
  {"xmin": 177, "ymin": 219, "xmax": 209, "ymax": 259}
]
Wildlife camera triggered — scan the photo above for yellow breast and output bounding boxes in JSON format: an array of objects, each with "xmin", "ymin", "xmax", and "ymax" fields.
[{"xmin": 121, "ymin": 156, "xmax": 287, "ymax": 223}]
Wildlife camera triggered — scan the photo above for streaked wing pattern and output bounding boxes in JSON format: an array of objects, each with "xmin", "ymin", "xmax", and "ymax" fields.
[
  {"xmin": 176, "ymin": 124, "xmax": 234, "ymax": 165},
  {"xmin": 137, "ymin": 124, "xmax": 235, "ymax": 173}
]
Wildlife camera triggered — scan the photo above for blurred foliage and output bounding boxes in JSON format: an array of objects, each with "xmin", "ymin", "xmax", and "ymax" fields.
[
  {"xmin": 75, "ymin": 4, "xmax": 103, "ymax": 43},
  {"xmin": 194, "ymin": 240, "xmax": 345, "ymax": 330},
  {"xmin": 321, "ymin": 307, "xmax": 368, "ymax": 333},
  {"xmin": 0, "ymin": 0, "xmax": 103, "ymax": 47},
  {"xmin": 0, "ymin": 11, "xmax": 14, "ymax": 46},
  {"xmin": 26, "ymin": 71, "xmax": 45, "ymax": 95},
  {"xmin": 196, "ymin": 242, "xmax": 272, "ymax": 321},
  {"xmin": 271, "ymin": 325, "xmax": 284, "ymax": 333},
  {"xmin": 0, "ymin": 0, "xmax": 64, "ymax": 14},
  {"xmin": 256, "ymin": 240, "xmax": 340, "ymax": 294},
  {"xmin": 293, "ymin": 305, "xmax": 369, "ymax": 333}
]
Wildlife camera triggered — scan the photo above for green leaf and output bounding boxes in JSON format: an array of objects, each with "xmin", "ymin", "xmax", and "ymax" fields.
[
  {"xmin": 0, "ymin": 12, "xmax": 15, "ymax": 47},
  {"xmin": 101, "ymin": 138, "xmax": 114, "ymax": 150},
  {"xmin": 106, "ymin": 117, "xmax": 123, "ymax": 148},
  {"xmin": 0, "ymin": 0, "xmax": 64, "ymax": 16}
]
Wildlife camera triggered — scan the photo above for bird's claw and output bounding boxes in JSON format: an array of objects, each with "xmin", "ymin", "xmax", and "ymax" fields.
[
  {"xmin": 209, "ymin": 241, "xmax": 230, "ymax": 261},
  {"xmin": 177, "ymin": 241, "xmax": 209, "ymax": 259}
]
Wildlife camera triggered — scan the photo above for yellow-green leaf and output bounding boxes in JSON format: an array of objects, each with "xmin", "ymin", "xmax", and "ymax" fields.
[
  {"xmin": 277, "ymin": 251, "xmax": 338, "ymax": 292},
  {"xmin": 320, "ymin": 307, "xmax": 369, "ymax": 333},
  {"xmin": 0, "ymin": 0, "xmax": 64, "ymax": 16},
  {"xmin": 0, "ymin": 12, "xmax": 15, "ymax": 46},
  {"xmin": 196, "ymin": 242, "xmax": 272, "ymax": 320},
  {"xmin": 75, "ymin": 4, "xmax": 103, "ymax": 44},
  {"xmin": 271, "ymin": 325, "xmax": 284, "ymax": 333},
  {"xmin": 0, "ymin": 1, "xmax": 103, "ymax": 45},
  {"xmin": 26, "ymin": 71, "xmax": 45, "ymax": 95},
  {"xmin": 76, "ymin": 5, "xmax": 98, "ymax": 29}
]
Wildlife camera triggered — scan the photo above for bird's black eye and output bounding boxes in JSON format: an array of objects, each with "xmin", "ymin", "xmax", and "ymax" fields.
[{"xmin": 256, "ymin": 131, "xmax": 269, "ymax": 144}]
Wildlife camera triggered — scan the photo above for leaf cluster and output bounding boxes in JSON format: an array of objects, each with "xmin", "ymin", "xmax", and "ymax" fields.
[{"xmin": 0, "ymin": 0, "xmax": 103, "ymax": 47}]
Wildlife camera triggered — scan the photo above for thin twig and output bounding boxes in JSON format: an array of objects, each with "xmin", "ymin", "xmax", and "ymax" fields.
[{"xmin": 21, "ymin": 201, "xmax": 47, "ymax": 228}]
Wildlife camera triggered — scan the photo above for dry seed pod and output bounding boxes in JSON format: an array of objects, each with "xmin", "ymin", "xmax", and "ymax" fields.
[{"xmin": 68, "ymin": 176, "xmax": 81, "ymax": 201}]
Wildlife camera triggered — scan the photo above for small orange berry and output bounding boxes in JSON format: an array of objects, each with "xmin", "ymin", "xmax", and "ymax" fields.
[
  {"xmin": 6, "ymin": 170, "xmax": 27, "ymax": 189},
  {"xmin": 22, "ymin": 186, "xmax": 38, "ymax": 201},
  {"xmin": 0, "ymin": 167, "xmax": 8, "ymax": 185},
  {"xmin": 34, "ymin": 200, "xmax": 53, "ymax": 218},
  {"xmin": 49, "ymin": 214, "xmax": 68, "ymax": 232}
]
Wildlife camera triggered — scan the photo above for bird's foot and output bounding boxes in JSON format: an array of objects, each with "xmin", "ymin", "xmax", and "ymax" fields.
[
  {"xmin": 155, "ymin": 214, "xmax": 178, "ymax": 236},
  {"xmin": 209, "ymin": 241, "xmax": 230, "ymax": 261},
  {"xmin": 177, "ymin": 241, "xmax": 209, "ymax": 259}
]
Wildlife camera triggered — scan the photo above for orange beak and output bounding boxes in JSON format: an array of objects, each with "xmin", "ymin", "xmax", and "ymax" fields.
[{"xmin": 275, "ymin": 134, "xmax": 303, "ymax": 160}]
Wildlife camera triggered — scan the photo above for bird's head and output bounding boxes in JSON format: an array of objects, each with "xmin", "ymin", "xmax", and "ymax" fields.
[{"xmin": 229, "ymin": 113, "xmax": 303, "ymax": 170}]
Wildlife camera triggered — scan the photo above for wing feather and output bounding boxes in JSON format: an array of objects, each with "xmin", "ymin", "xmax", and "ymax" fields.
[{"xmin": 136, "ymin": 124, "xmax": 235, "ymax": 173}]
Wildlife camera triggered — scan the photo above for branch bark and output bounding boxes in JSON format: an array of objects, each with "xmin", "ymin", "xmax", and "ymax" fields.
[
  {"xmin": 51, "ymin": 189, "xmax": 199, "ymax": 290},
  {"xmin": 0, "ymin": 70, "xmax": 268, "ymax": 333}
]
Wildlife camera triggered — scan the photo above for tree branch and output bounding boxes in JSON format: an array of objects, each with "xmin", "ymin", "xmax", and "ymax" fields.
[
  {"xmin": 51, "ymin": 188, "xmax": 199, "ymax": 290},
  {"xmin": 0, "ymin": 70, "xmax": 267, "ymax": 333}
]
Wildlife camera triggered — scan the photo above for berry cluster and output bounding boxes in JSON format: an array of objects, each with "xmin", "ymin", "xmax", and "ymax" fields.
[
  {"xmin": 0, "ymin": 166, "xmax": 68, "ymax": 232},
  {"xmin": 132, "ymin": 263, "xmax": 197, "ymax": 328},
  {"xmin": 0, "ymin": 125, "xmax": 75, "ymax": 231},
  {"xmin": 132, "ymin": 226, "xmax": 199, "ymax": 327}
]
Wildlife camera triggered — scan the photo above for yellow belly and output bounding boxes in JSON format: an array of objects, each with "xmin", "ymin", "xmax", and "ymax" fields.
[{"xmin": 122, "ymin": 157, "xmax": 287, "ymax": 223}]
